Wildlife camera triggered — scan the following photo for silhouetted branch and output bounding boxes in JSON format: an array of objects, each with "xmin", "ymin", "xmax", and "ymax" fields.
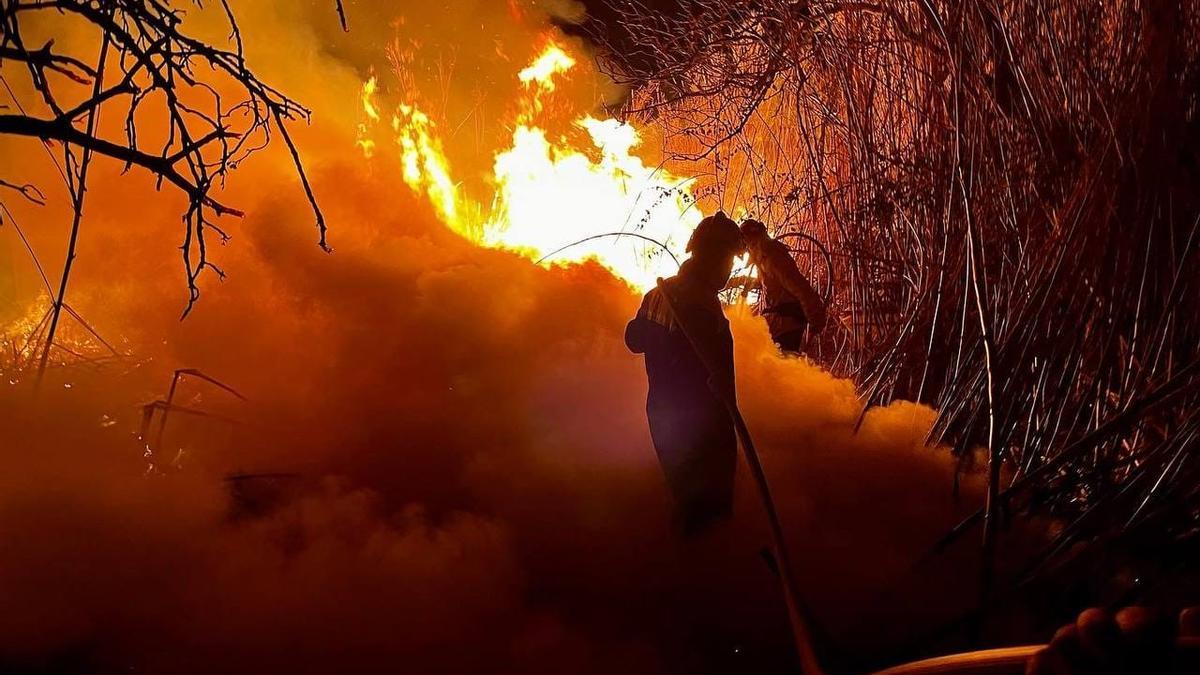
[
  {"xmin": 335, "ymin": 0, "xmax": 349, "ymax": 31},
  {"xmin": 0, "ymin": 177, "xmax": 44, "ymax": 205},
  {"xmin": 0, "ymin": 0, "xmax": 343, "ymax": 316}
]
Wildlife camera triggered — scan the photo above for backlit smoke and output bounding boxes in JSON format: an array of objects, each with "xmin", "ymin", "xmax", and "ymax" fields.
[{"xmin": 0, "ymin": 2, "xmax": 980, "ymax": 672}]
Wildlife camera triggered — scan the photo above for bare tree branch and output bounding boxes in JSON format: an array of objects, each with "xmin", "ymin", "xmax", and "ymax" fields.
[
  {"xmin": 0, "ymin": 177, "xmax": 45, "ymax": 205},
  {"xmin": 586, "ymin": 0, "xmax": 1200, "ymax": 597},
  {"xmin": 0, "ymin": 0, "xmax": 344, "ymax": 314}
]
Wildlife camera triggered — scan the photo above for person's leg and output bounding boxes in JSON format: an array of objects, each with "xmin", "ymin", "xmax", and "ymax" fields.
[
  {"xmin": 650, "ymin": 408, "xmax": 736, "ymax": 536},
  {"xmin": 677, "ymin": 418, "xmax": 737, "ymax": 536}
]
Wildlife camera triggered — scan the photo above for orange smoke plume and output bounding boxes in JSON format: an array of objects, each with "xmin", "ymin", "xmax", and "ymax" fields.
[{"xmin": 0, "ymin": 2, "xmax": 980, "ymax": 673}]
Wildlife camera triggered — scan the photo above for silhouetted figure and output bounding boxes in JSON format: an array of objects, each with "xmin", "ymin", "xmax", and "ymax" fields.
[
  {"xmin": 626, "ymin": 212, "xmax": 744, "ymax": 536},
  {"xmin": 740, "ymin": 219, "xmax": 827, "ymax": 354}
]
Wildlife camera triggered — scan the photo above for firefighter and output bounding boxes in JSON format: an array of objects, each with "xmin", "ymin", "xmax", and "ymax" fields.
[
  {"xmin": 739, "ymin": 219, "xmax": 827, "ymax": 354},
  {"xmin": 625, "ymin": 211, "xmax": 744, "ymax": 536}
]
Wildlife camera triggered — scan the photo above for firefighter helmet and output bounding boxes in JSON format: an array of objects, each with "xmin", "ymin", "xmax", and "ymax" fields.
[
  {"xmin": 686, "ymin": 211, "xmax": 744, "ymax": 256},
  {"xmin": 740, "ymin": 218, "xmax": 768, "ymax": 238}
]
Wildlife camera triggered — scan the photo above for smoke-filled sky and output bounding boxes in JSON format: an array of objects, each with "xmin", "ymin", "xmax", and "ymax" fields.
[{"xmin": 1, "ymin": 2, "xmax": 982, "ymax": 673}]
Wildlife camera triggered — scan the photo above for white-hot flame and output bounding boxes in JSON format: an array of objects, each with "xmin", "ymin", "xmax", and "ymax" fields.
[{"xmin": 358, "ymin": 41, "xmax": 698, "ymax": 291}]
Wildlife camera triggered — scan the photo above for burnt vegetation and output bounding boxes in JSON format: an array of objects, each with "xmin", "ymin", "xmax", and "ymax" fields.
[{"xmin": 582, "ymin": 0, "xmax": 1200, "ymax": 619}]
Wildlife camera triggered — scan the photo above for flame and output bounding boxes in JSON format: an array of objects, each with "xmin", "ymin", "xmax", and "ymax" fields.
[
  {"xmin": 392, "ymin": 104, "xmax": 465, "ymax": 233},
  {"xmin": 517, "ymin": 45, "xmax": 575, "ymax": 91},
  {"xmin": 361, "ymin": 76, "xmax": 381, "ymax": 121},
  {"xmin": 355, "ymin": 76, "xmax": 380, "ymax": 158},
  {"xmin": 487, "ymin": 117, "xmax": 698, "ymax": 291},
  {"xmin": 2, "ymin": 295, "xmax": 118, "ymax": 382},
  {"xmin": 357, "ymin": 41, "xmax": 700, "ymax": 291}
]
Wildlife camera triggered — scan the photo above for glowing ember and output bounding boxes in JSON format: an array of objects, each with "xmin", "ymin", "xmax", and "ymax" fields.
[
  {"xmin": 0, "ymin": 295, "xmax": 116, "ymax": 379},
  {"xmin": 357, "ymin": 41, "xmax": 699, "ymax": 291}
]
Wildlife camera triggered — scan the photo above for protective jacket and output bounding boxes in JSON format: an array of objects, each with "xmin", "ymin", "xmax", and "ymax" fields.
[
  {"xmin": 755, "ymin": 237, "xmax": 827, "ymax": 342},
  {"xmin": 625, "ymin": 263, "xmax": 737, "ymax": 535}
]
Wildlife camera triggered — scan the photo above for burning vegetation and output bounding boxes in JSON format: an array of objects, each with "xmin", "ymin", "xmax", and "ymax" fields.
[
  {"xmin": 1, "ymin": 0, "xmax": 1199, "ymax": 673},
  {"xmin": 577, "ymin": 0, "xmax": 1200, "ymax": 624}
]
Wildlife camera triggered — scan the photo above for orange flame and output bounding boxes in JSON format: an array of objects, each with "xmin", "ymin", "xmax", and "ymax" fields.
[
  {"xmin": 517, "ymin": 44, "xmax": 575, "ymax": 91},
  {"xmin": 392, "ymin": 104, "xmax": 463, "ymax": 232},
  {"xmin": 357, "ymin": 41, "xmax": 700, "ymax": 291}
]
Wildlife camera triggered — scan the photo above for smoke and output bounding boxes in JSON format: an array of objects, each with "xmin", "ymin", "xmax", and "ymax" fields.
[{"xmin": 0, "ymin": 1, "xmax": 982, "ymax": 673}]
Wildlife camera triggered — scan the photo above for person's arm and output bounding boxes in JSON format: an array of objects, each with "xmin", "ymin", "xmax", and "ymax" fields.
[
  {"xmin": 624, "ymin": 292, "xmax": 654, "ymax": 354},
  {"xmin": 761, "ymin": 242, "xmax": 827, "ymax": 332}
]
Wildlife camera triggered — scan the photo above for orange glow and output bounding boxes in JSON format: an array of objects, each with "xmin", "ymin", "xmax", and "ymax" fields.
[
  {"xmin": 355, "ymin": 76, "xmax": 380, "ymax": 158},
  {"xmin": 0, "ymin": 295, "xmax": 116, "ymax": 382},
  {"xmin": 358, "ymin": 41, "xmax": 700, "ymax": 291},
  {"xmin": 517, "ymin": 44, "xmax": 575, "ymax": 91},
  {"xmin": 392, "ymin": 104, "xmax": 464, "ymax": 233}
]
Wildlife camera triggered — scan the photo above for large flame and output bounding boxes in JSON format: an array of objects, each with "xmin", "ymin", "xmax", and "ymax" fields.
[{"xmin": 357, "ymin": 41, "xmax": 701, "ymax": 291}]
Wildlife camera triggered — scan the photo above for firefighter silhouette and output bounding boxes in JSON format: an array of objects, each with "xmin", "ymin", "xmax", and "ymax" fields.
[
  {"xmin": 626, "ymin": 212, "xmax": 744, "ymax": 535},
  {"xmin": 740, "ymin": 219, "xmax": 827, "ymax": 354}
]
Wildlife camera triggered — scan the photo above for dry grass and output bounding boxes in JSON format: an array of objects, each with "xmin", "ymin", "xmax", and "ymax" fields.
[{"xmin": 585, "ymin": 0, "xmax": 1200, "ymax": 601}]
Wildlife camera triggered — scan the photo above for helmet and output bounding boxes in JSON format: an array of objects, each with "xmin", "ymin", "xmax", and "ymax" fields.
[
  {"xmin": 686, "ymin": 211, "xmax": 744, "ymax": 256},
  {"xmin": 740, "ymin": 218, "xmax": 768, "ymax": 238}
]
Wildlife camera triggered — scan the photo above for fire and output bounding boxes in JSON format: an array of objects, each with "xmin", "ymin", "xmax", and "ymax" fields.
[
  {"xmin": 355, "ymin": 76, "xmax": 380, "ymax": 158},
  {"xmin": 392, "ymin": 104, "xmax": 466, "ymax": 234},
  {"xmin": 488, "ymin": 117, "xmax": 699, "ymax": 291},
  {"xmin": 517, "ymin": 44, "xmax": 575, "ymax": 90},
  {"xmin": 357, "ymin": 41, "xmax": 701, "ymax": 291},
  {"xmin": 1, "ymin": 295, "xmax": 118, "ymax": 382}
]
